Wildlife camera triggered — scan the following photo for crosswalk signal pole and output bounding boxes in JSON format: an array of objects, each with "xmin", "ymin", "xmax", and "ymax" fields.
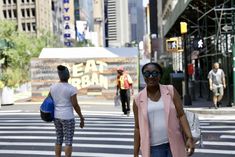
[
  {"xmin": 180, "ymin": 22, "xmax": 192, "ymax": 106},
  {"xmin": 232, "ymin": 0, "xmax": 235, "ymax": 106}
]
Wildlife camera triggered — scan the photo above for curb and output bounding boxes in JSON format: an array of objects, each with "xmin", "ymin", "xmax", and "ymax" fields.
[{"xmin": 185, "ymin": 107, "xmax": 235, "ymax": 115}]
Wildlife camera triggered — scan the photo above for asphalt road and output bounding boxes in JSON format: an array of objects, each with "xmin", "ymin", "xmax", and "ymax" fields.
[
  {"xmin": 0, "ymin": 59, "xmax": 234, "ymax": 156},
  {"xmin": 0, "ymin": 108, "xmax": 235, "ymax": 157}
]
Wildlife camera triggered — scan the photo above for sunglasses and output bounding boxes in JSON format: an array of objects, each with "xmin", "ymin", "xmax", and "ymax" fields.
[{"xmin": 143, "ymin": 71, "xmax": 161, "ymax": 78}]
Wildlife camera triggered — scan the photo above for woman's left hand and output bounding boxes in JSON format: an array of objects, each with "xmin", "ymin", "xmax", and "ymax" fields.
[
  {"xmin": 80, "ymin": 117, "xmax": 85, "ymax": 128},
  {"xmin": 186, "ymin": 138, "xmax": 195, "ymax": 156}
]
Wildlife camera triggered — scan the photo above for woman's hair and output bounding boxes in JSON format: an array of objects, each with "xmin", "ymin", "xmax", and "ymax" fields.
[
  {"xmin": 57, "ymin": 65, "xmax": 70, "ymax": 82},
  {"xmin": 141, "ymin": 62, "xmax": 163, "ymax": 76}
]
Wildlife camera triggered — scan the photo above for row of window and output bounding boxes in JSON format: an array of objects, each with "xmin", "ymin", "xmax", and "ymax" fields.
[
  {"xmin": 3, "ymin": 0, "xmax": 35, "ymax": 4},
  {"xmin": 3, "ymin": 8, "xmax": 35, "ymax": 19},
  {"xmin": 22, "ymin": 22, "xmax": 36, "ymax": 32}
]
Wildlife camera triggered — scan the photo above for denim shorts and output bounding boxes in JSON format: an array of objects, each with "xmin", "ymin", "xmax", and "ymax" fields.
[
  {"xmin": 150, "ymin": 143, "xmax": 172, "ymax": 157},
  {"xmin": 54, "ymin": 118, "xmax": 75, "ymax": 146}
]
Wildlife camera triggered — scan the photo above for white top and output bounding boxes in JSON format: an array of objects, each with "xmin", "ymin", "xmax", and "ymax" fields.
[
  {"xmin": 50, "ymin": 82, "xmax": 77, "ymax": 120},
  {"xmin": 208, "ymin": 68, "xmax": 225, "ymax": 86},
  {"xmin": 147, "ymin": 97, "xmax": 168, "ymax": 146}
]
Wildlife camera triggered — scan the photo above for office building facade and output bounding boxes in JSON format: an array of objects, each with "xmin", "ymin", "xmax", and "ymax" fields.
[
  {"xmin": 0, "ymin": 0, "xmax": 52, "ymax": 35},
  {"xmin": 104, "ymin": 0, "xmax": 130, "ymax": 47}
]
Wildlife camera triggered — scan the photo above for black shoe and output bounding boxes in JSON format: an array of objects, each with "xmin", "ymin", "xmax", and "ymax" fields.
[{"xmin": 217, "ymin": 102, "xmax": 222, "ymax": 107}]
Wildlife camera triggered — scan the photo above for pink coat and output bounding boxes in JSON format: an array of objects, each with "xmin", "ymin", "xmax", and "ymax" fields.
[{"xmin": 134, "ymin": 84, "xmax": 187, "ymax": 157}]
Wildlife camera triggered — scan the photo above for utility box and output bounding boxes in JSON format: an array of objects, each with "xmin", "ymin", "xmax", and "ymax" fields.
[{"xmin": 170, "ymin": 73, "xmax": 184, "ymax": 98}]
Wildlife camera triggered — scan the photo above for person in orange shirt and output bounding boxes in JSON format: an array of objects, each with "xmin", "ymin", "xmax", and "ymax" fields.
[{"xmin": 116, "ymin": 66, "xmax": 134, "ymax": 116}]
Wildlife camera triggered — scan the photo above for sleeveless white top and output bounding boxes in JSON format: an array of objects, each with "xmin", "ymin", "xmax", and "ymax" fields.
[{"xmin": 147, "ymin": 97, "xmax": 169, "ymax": 146}]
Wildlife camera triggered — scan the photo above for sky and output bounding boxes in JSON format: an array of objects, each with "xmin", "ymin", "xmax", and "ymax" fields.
[{"xmin": 143, "ymin": 0, "xmax": 148, "ymax": 7}]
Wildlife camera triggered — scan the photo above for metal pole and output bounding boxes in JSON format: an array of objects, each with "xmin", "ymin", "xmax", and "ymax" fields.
[
  {"xmin": 224, "ymin": 12, "xmax": 231, "ymax": 107},
  {"xmin": 183, "ymin": 34, "xmax": 192, "ymax": 106},
  {"xmin": 232, "ymin": 0, "xmax": 235, "ymax": 106},
  {"xmin": 149, "ymin": 0, "xmax": 158, "ymax": 62}
]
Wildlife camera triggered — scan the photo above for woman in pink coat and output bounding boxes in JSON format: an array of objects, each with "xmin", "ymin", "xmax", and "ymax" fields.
[{"xmin": 133, "ymin": 62, "xmax": 195, "ymax": 157}]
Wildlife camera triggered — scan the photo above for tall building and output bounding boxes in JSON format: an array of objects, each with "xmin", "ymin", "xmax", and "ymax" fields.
[
  {"xmin": 0, "ymin": 0, "xmax": 52, "ymax": 35},
  {"xmin": 128, "ymin": 0, "xmax": 144, "ymax": 43},
  {"xmin": 104, "ymin": 0, "xmax": 130, "ymax": 47},
  {"xmin": 52, "ymin": 0, "xmax": 75, "ymax": 46},
  {"xmin": 93, "ymin": 0, "xmax": 105, "ymax": 47}
]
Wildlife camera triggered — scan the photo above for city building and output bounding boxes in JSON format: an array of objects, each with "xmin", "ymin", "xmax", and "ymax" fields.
[
  {"xmin": 52, "ymin": 0, "xmax": 76, "ymax": 47},
  {"xmin": 129, "ymin": 0, "xmax": 145, "ymax": 43},
  {"xmin": 104, "ymin": 0, "xmax": 130, "ymax": 47},
  {"xmin": 158, "ymin": 0, "xmax": 234, "ymax": 105},
  {"xmin": 0, "ymin": 0, "xmax": 52, "ymax": 35}
]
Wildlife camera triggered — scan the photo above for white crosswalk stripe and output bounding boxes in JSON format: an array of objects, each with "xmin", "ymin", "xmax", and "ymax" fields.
[
  {"xmin": 1, "ymin": 111, "xmax": 235, "ymax": 157},
  {"xmin": 0, "ymin": 111, "xmax": 134, "ymax": 157},
  {"xmin": 194, "ymin": 116, "xmax": 235, "ymax": 156}
]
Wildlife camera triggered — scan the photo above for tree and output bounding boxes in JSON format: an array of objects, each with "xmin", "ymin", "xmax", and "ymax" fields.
[{"xmin": 0, "ymin": 20, "xmax": 57, "ymax": 88}]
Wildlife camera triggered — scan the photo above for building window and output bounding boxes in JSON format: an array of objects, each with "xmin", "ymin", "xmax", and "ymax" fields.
[
  {"xmin": 26, "ymin": 0, "xmax": 29, "ymax": 3},
  {"xmin": 32, "ymin": 22, "xmax": 36, "ymax": 31},
  {"xmin": 3, "ymin": 0, "xmax": 6, "ymax": 4},
  {"xmin": 21, "ymin": 0, "xmax": 24, "ymax": 3},
  {"xmin": 13, "ymin": 9, "xmax": 17, "ymax": 18},
  {"xmin": 31, "ymin": 8, "xmax": 35, "ymax": 17},
  {"xmin": 21, "ymin": 9, "xmax": 25, "ymax": 17},
  {"xmin": 52, "ymin": 1, "xmax": 55, "ymax": 11},
  {"xmin": 26, "ymin": 8, "xmax": 30, "ymax": 17},
  {"xmin": 8, "ymin": 10, "xmax": 12, "ymax": 18},
  {"xmin": 13, "ymin": 0, "xmax": 16, "ymax": 3},
  {"xmin": 8, "ymin": 0, "xmax": 11, "ymax": 4},
  {"xmin": 22, "ymin": 23, "xmax": 26, "ymax": 31},
  {"xmin": 32, "ymin": 0, "xmax": 35, "ymax": 2},
  {"xmin": 3, "ymin": 10, "xmax": 7, "ymax": 18},
  {"xmin": 27, "ymin": 23, "xmax": 31, "ymax": 31}
]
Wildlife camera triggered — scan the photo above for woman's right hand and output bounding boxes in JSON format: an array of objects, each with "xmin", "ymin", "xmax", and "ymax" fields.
[
  {"xmin": 80, "ymin": 117, "xmax": 84, "ymax": 128},
  {"xmin": 186, "ymin": 138, "xmax": 195, "ymax": 156}
]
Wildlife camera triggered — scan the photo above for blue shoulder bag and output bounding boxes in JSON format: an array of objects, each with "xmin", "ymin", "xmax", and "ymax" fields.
[{"xmin": 40, "ymin": 94, "xmax": 54, "ymax": 122}]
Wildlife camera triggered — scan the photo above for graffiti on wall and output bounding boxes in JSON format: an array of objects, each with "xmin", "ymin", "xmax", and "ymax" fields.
[
  {"xmin": 70, "ymin": 59, "xmax": 108, "ymax": 89},
  {"xmin": 31, "ymin": 57, "xmax": 138, "ymax": 101}
]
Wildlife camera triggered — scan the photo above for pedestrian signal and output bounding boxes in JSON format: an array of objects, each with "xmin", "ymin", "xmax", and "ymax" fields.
[{"xmin": 166, "ymin": 37, "xmax": 182, "ymax": 52}]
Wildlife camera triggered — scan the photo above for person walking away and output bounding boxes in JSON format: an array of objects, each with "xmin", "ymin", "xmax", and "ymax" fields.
[
  {"xmin": 208, "ymin": 62, "xmax": 226, "ymax": 109},
  {"xmin": 116, "ymin": 66, "xmax": 134, "ymax": 116},
  {"xmin": 133, "ymin": 62, "xmax": 195, "ymax": 157},
  {"xmin": 50, "ymin": 65, "xmax": 84, "ymax": 157}
]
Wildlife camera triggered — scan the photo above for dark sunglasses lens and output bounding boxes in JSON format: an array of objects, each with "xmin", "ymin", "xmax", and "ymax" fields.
[
  {"xmin": 143, "ymin": 71, "xmax": 160, "ymax": 78},
  {"xmin": 152, "ymin": 71, "xmax": 160, "ymax": 77},
  {"xmin": 143, "ymin": 71, "xmax": 151, "ymax": 78}
]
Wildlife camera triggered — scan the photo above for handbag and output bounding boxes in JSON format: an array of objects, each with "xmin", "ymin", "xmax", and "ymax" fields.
[
  {"xmin": 184, "ymin": 110, "xmax": 201, "ymax": 143},
  {"xmin": 40, "ymin": 95, "xmax": 54, "ymax": 122},
  {"xmin": 167, "ymin": 85, "xmax": 201, "ymax": 143},
  {"xmin": 114, "ymin": 95, "xmax": 121, "ymax": 107}
]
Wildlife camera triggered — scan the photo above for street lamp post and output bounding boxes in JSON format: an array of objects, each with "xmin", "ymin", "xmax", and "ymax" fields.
[
  {"xmin": 232, "ymin": 0, "xmax": 235, "ymax": 106},
  {"xmin": 180, "ymin": 22, "xmax": 192, "ymax": 106}
]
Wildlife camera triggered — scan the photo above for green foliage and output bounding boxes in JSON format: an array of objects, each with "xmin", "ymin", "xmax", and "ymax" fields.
[
  {"xmin": 0, "ymin": 20, "xmax": 58, "ymax": 88},
  {"xmin": 160, "ymin": 66, "xmax": 174, "ymax": 85},
  {"xmin": 73, "ymin": 39, "xmax": 94, "ymax": 47}
]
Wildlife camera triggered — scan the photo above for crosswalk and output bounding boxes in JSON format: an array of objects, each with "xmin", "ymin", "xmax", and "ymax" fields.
[
  {"xmin": 0, "ymin": 111, "xmax": 134, "ymax": 157},
  {"xmin": 193, "ymin": 116, "xmax": 235, "ymax": 157},
  {"xmin": 1, "ymin": 111, "xmax": 235, "ymax": 157}
]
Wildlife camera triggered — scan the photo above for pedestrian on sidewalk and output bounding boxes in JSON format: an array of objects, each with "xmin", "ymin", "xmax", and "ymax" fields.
[
  {"xmin": 50, "ymin": 65, "xmax": 84, "ymax": 157},
  {"xmin": 133, "ymin": 62, "xmax": 194, "ymax": 157},
  {"xmin": 208, "ymin": 62, "xmax": 226, "ymax": 109},
  {"xmin": 116, "ymin": 66, "xmax": 134, "ymax": 116}
]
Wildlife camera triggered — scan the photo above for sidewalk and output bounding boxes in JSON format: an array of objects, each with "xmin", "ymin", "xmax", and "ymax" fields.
[{"xmin": 1, "ymin": 91, "xmax": 235, "ymax": 115}]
